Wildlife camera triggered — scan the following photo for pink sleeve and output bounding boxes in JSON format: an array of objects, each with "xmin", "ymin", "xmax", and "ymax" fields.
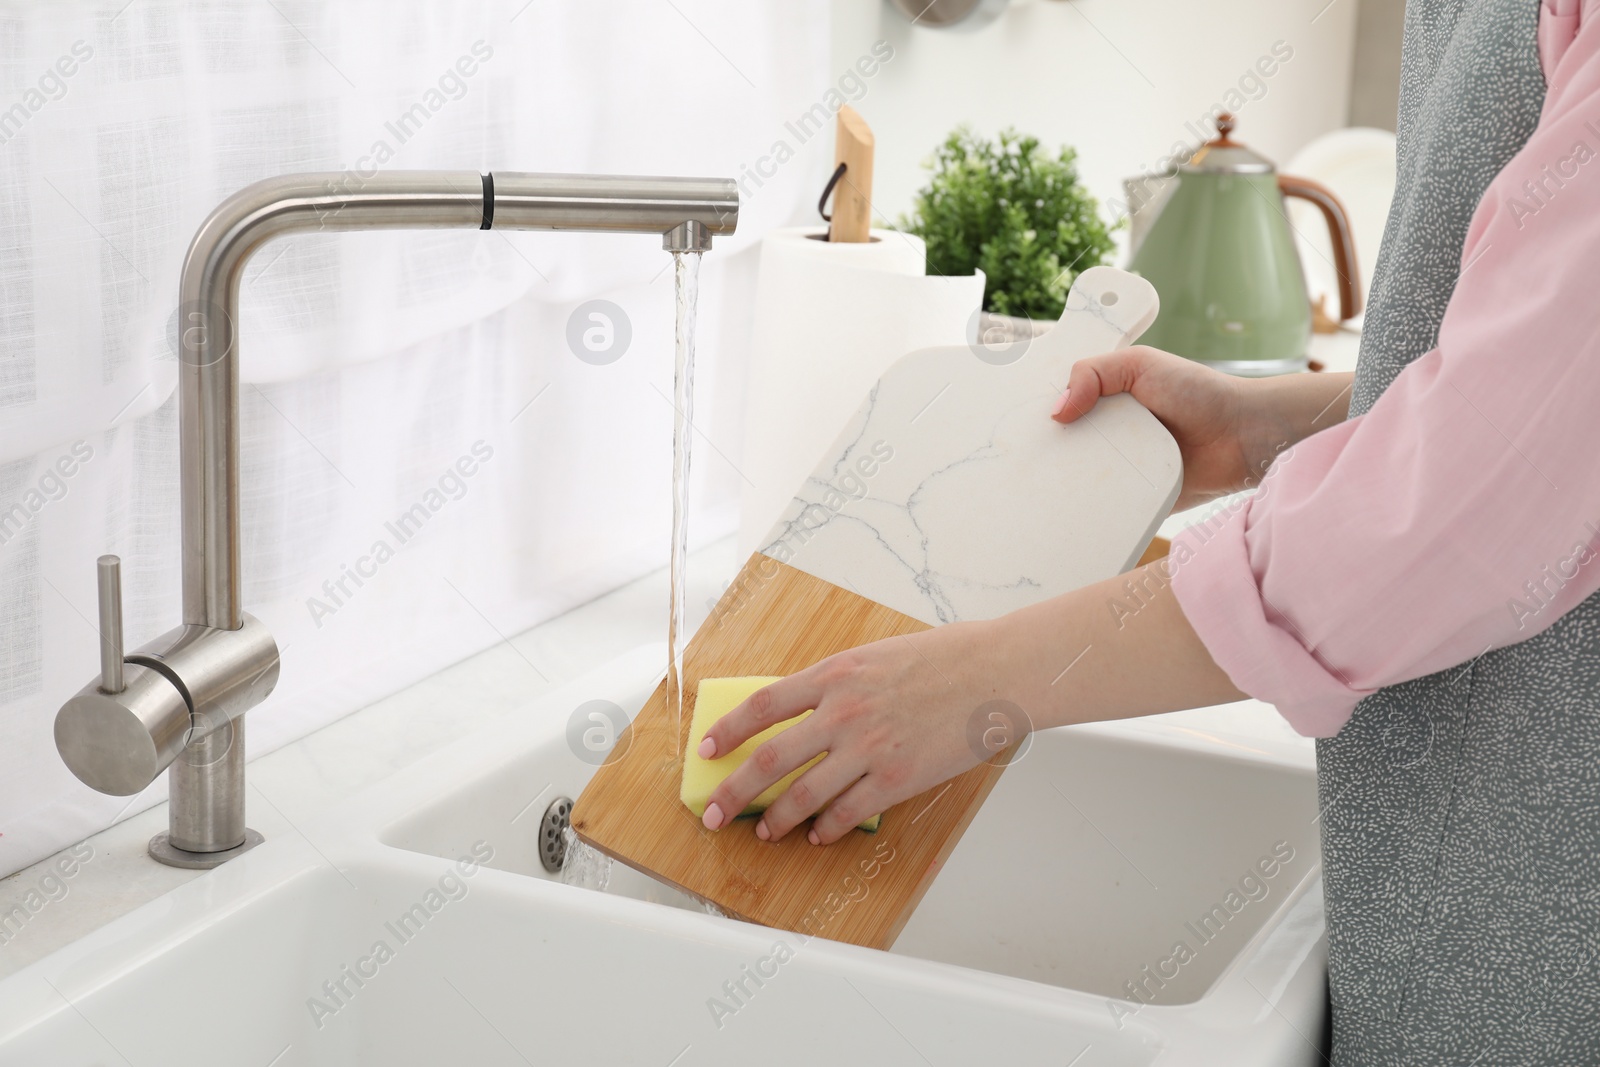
[
  {"xmin": 1169, "ymin": 6, "xmax": 1600, "ymax": 737},
  {"xmin": 1542, "ymin": 0, "xmax": 1583, "ymax": 81}
]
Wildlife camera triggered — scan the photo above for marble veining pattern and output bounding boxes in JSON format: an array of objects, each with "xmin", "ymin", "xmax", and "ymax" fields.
[{"xmin": 759, "ymin": 268, "xmax": 1182, "ymax": 628}]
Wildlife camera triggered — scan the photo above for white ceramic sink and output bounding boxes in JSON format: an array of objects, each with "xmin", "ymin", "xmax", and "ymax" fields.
[{"xmin": 0, "ymin": 645, "xmax": 1325, "ymax": 1066}]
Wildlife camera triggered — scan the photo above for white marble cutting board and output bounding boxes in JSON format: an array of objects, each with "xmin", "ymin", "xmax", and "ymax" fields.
[{"xmin": 756, "ymin": 266, "xmax": 1181, "ymax": 627}]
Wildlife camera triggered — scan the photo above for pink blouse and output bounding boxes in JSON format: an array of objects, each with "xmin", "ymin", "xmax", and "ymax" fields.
[{"xmin": 1169, "ymin": 0, "xmax": 1600, "ymax": 737}]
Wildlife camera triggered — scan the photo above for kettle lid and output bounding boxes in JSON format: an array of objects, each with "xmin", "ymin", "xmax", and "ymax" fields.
[{"xmin": 1183, "ymin": 113, "xmax": 1274, "ymax": 174}]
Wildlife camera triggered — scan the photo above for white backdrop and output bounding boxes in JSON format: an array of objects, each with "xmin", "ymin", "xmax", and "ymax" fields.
[
  {"xmin": 0, "ymin": 0, "xmax": 830, "ymax": 878},
  {"xmin": 830, "ymin": 0, "xmax": 1359, "ymax": 240}
]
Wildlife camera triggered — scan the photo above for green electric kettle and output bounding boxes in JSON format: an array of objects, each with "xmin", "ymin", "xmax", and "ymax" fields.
[{"xmin": 1129, "ymin": 113, "xmax": 1362, "ymax": 376}]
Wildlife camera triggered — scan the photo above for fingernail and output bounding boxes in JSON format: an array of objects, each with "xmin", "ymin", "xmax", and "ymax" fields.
[
  {"xmin": 807, "ymin": 829, "xmax": 821, "ymax": 846},
  {"xmin": 1052, "ymin": 388, "xmax": 1072, "ymax": 418},
  {"xmin": 697, "ymin": 736, "xmax": 716, "ymax": 759},
  {"xmin": 703, "ymin": 803, "xmax": 724, "ymax": 830},
  {"xmin": 755, "ymin": 819, "xmax": 770, "ymax": 841}
]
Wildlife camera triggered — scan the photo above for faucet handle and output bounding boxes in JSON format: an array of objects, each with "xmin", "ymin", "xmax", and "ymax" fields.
[
  {"xmin": 97, "ymin": 554, "xmax": 124, "ymax": 693},
  {"xmin": 58, "ymin": 555, "xmax": 192, "ymax": 797}
]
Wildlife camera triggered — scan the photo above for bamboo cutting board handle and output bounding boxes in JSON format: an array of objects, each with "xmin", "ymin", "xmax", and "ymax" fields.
[{"xmin": 828, "ymin": 105, "xmax": 874, "ymax": 243}]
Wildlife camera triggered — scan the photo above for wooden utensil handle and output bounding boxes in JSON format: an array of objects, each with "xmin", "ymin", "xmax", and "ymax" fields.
[{"xmin": 829, "ymin": 105, "xmax": 874, "ymax": 243}]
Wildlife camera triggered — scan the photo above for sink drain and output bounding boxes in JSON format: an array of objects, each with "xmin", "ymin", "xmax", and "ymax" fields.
[{"xmin": 539, "ymin": 796, "xmax": 574, "ymax": 873}]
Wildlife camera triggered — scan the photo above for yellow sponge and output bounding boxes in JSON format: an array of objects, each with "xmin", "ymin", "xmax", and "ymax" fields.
[{"xmin": 681, "ymin": 676, "xmax": 880, "ymax": 833}]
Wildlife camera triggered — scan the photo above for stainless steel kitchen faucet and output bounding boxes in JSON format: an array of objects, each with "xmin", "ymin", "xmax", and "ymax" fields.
[{"xmin": 54, "ymin": 171, "xmax": 738, "ymax": 868}]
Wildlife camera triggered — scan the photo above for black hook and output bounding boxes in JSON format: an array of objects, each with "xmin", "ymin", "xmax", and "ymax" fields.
[{"xmin": 817, "ymin": 162, "xmax": 848, "ymax": 239}]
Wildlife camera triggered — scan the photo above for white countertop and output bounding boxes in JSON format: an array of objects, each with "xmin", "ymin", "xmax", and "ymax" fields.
[{"xmin": 1308, "ymin": 324, "xmax": 1362, "ymax": 374}]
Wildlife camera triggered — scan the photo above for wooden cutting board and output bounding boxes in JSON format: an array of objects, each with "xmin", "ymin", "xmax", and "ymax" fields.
[{"xmin": 571, "ymin": 266, "xmax": 1181, "ymax": 949}]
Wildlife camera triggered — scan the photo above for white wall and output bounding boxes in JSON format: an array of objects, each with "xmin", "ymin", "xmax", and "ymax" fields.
[{"xmin": 830, "ymin": 0, "xmax": 1359, "ymax": 246}]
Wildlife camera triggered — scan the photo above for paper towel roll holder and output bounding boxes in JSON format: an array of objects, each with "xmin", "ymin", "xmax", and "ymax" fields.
[
  {"xmin": 817, "ymin": 105, "xmax": 875, "ymax": 243},
  {"xmin": 816, "ymin": 164, "xmax": 881, "ymax": 243}
]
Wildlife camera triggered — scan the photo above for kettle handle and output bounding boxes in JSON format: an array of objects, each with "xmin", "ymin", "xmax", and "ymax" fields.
[{"xmin": 1278, "ymin": 174, "xmax": 1363, "ymax": 321}]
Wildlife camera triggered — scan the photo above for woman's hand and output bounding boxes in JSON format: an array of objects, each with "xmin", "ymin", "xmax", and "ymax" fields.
[
  {"xmin": 697, "ymin": 620, "xmax": 1005, "ymax": 845},
  {"xmin": 1054, "ymin": 346, "xmax": 1353, "ymax": 510},
  {"xmin": 696, "ymin": 559, "xmax": 1248, "ymax": 846}
]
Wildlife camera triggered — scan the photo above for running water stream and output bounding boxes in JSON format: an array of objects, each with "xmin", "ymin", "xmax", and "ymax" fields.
[
  {"xmin": 558, "ymin": 827, "xmax": 611, "ymax": 892},
  {"xmin": 666, "ymin": 249, "xmax": 702, "ymax": 750},
  {"xmin": 561, "ymin": 249, "xmax": 704, "ymax": 896},
  {"xmin": 559, "ymin": 825, "xmax": 724, "ymax": 915}
]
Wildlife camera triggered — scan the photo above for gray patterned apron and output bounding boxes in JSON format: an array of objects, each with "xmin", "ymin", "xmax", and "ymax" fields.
[{"xmin": 1323, "ymin": 0, "xmax": 1600, "ymax": 1062}]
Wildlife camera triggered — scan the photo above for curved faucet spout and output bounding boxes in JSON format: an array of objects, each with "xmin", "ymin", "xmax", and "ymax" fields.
[
  {"xmin": 178, "ymin": 170, "xmax": 738, "ymax": 631},
  {"xmin": 56, "ymin": 170, "xmax": 739, "ymax": 866}
]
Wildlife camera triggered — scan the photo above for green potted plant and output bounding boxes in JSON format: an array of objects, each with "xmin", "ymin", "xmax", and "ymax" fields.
[{"xmin": 899, "ymin": 127, "xmax": 1117, "ymax": 338}]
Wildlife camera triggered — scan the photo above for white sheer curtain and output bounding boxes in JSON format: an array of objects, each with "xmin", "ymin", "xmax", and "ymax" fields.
[{"xmin": 0, "ymin": 0, "xmax": 830, "ymax": 878}]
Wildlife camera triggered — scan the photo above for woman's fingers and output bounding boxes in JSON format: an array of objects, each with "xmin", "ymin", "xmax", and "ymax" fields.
[
  {"xmin": 702, "ymin": 716, "xmax": 829, "ymax": 831},
  {"xmin": 754, "ymin": 754, "xmax": 865, "ymax": 843},
  {"xmin": 700, "ymin": 671, "xmax": 823, "ymax": 761},
  {"xmin": 807, "ymin": 778, "xmax": 891, "ymax": 846},
  {"xmin": 1053, "ymin": 347, "xmax": 1152, "ymax": 424}
]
